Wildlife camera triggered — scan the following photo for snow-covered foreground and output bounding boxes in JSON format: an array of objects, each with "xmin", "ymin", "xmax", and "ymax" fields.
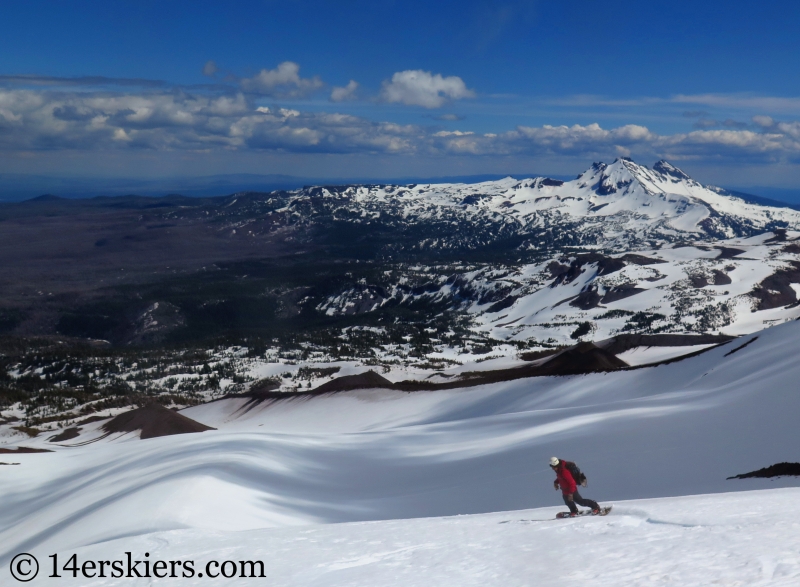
[
  {"xmin": 5, "ymin": 489, "xmax": 800, "ymax": 586},
  {"xmin": 2, "ymin": 318, "xmax": 800, "ymax": 584}
]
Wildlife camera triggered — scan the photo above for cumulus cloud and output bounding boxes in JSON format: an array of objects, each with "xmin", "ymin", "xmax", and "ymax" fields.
[
  {"xmin": 330, "ymin": 80, "xmax": 359, "ymax": 102},
  {"xmin": 0, "ymin": 88, "xmax": 423, "ymax": 155},
  {"xmin": 2, "ymin": 86, "xmax": 800, "ymax": 164},
  {"xmin": 753, "ymin": 115, "xmax": 775, "ymax": 128},
  {"xmin": 240, "ymin": 61, "xmax": 324, "ymax": 97},
  {"xmin": 380, "ymin": 70, "xmax": 475, "ymax": 108}
]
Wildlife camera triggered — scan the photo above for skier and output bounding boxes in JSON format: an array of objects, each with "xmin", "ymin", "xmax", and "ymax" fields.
[{"xmin": 550, "ymin": 456, "xmax": 602, "ymax": 517}]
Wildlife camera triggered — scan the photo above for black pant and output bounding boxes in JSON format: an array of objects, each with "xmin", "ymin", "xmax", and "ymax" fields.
[{"xmin": 563, "ymin": 490, "xmax": 599, "ymax": 514}]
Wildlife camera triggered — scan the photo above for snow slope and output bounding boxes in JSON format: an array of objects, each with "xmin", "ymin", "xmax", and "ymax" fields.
[
  {"xmin": 2, "ymin": 317, "xmax": 800, "ymax": 578},
  {"xmin": 10, "ymin": 489, "xmax": 800, "ymax": 586},
  {"xmin": 470, "ymin": 231, "xmax": 800, "ymax": 345}
]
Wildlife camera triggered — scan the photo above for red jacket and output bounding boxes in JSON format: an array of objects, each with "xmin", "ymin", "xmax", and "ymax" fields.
[{"xmin": 554, "ymin": 462, "xmax": 577, "ymax": 494}]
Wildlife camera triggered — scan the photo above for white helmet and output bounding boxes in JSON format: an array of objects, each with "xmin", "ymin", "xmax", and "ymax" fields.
[{"xmin": 549, "ymin": 457, "xmax": 560, "ymax": 467}]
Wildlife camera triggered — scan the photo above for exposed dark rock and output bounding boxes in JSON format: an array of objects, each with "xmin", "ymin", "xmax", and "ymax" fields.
[
  {"xmin": 0, "ymin": 446, "xmax": 53, "ymax": 454},
  {"xmin": 547, "ymin": 261, "xmax": 571, "ymax": 279},
  {"xmin": 620, "ymin": 253, "xmax": 666, "ymax": 265},
  {"xmin": 724, "ymin": 336, "xmax": 758, "ymax": 357},
  {"xmin": 460, "ymin": 194, "xmax": 488, "ymax": 206},
  {"xmin": 253, "ymin": 341, "xmax": 631, "ymax": 399},
  {"xmin": 783, "ymin": 243, "xmax": 800, "ymax": 254},
  {"xmin": 587, "ymin": 254, "xmax": 627, "ymax": 276},
  {"xmin": 311, "ymin": 370, "xmax": 394, "ymax": 393},
  {"xmin": 601, "ymin": 284, "xmax": 645, "ymax": 304},
  {"xmin": 689, "ymin": 275, "xmax": 709, "ymax": 288},
  {"xmin": 518, "ymin": 349, "xmax": 560, "ymax": 361},
  {"xmin": 596, "ymin": 175, "xmax": 632, "ymax": 195},
  {"xmin": 727, "ymin": 462, "xmax": 800, "ymax": 480},
  {"xmin": 540, "ymin": 178, "xmax": 564, "ymax": 187},
  {"xmin": 711, "ymin": 270, "xmax": 732, "ymax": 285},
  {"xmin": 596, "ymin": 333, "xmax": 735, "ymax": 356},
  {"xmin": 552, "ymin": 253, "xmax": 626, "ymax": 287},
  {"xmin": 48, "ymin": 427, "xmax": 82, "ymax": 442},
  {"xmin": 764, "ymin": 229, "xmax": 787, "ymax": 243},
  {"xmin": 570, "ymin": 288, "xmax": 602, "ymax": 310},
  {"xmin": 643, "ymin": 273, "xmax": 666, "ymax": 282},
  {"xmin": 250, "ymin": 378, "xmax": 281, "ymax": 392},
  {"xmin": 571, "ymin": 322, "xmax": 593, "ymax": 339},
  {"xmin": 102, "ymin": 403, "xmax": 215, "ymax": 440},
  {"xmin": 716, "ymin": 247, "xmax": 746, "ymax": 259},
  {"xmin": 533, "ymin": 342, "xmax": 628, "ymax": 375},
  {"xmin": 653, "ymin": 160, "xmax": 691, "ymax": 180},
  {"xmin": 74, "ymin": 415, "xmax": 110, "ymax": 426},
  {"xmin": 486, "ymin": 295, "xmax": 518, "ymax": 313},
  {"xmin": 750, "ymin": 261, "xmax": 800, "ymax": 310}
]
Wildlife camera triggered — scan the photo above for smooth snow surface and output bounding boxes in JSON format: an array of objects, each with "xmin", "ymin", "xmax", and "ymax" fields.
[
  {"xmin": 4, "ymin": 490, "xmax": 800, "ymax": 586},
  {"xmin": 3, "ymin": 319, "xmax": 800, "ymax": 584}
]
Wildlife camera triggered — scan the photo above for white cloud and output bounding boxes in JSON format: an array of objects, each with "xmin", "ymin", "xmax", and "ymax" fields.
[
  {"xmin": 240, "ymin": 62, "xmax": 324, "ymax": 97},
  {"xmin": 3, "ymin": 86, "xmax": 800, "ymax": 165},
  {"xmin": 380, "ymin": 70, "xmax": 475, "ymax": 108},
  {"xmin": 433, "ymin": 130, "xmax": 474, "ymax": 137},
  {"xmin": 330, "ymin": 80, "xmax": 359, "ymax": 102},
  {"xmin": 752, "ymin": 115, "xmax": 774, "ymax": 128}
]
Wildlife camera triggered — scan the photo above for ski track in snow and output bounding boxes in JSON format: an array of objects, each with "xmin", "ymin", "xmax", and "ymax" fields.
[{"xmin": 2, "ymin": 317, "xmax": 800, "ymax": 585}]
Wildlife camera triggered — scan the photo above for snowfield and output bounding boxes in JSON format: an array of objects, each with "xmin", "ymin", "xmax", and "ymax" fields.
[
  {"xmin": 2, "ymin": 317, "xmax": 800, "ymax": 584},
  {"xmin": 11, "ymin": 489, "xmax": 800, "ymax": 586}
]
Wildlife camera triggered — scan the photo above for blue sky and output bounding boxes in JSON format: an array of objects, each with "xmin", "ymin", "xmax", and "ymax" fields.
[{"xmin": 2, "ymin": 0, "xmax": 800, "ymax": 192}]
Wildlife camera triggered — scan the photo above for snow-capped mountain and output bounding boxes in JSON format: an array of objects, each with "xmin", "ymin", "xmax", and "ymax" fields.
[{"xmin": 258, "ymin": 157, "xmax": 800, "ymax": 253}]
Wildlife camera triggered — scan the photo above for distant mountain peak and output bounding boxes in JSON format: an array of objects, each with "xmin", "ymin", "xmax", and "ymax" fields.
[{"xmin": 652, "ymin": 160, "xmax": 691, "ymax": 180}]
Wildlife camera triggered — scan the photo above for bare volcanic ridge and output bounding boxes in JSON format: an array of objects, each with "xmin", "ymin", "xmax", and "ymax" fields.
[
  {"xmin": 102, "ymin": 403, "xmax": 215, "ymax": 440},
  {"xmin": 48, "ymin": 427, "xmax": 82, "ymax": 443},
  {"xmin": 596, "ymin": 333, "xmax": 735, "ymax": 356},
  {"xmin": 235, "ymin": 335, "xmax": 734, "ymax": 407},
  {"xmin": 311, "ymin": 371, "xmax": 395, "ymax": 394},
  {"xmin": 727, "ymin": 462, "xmax": 800, "ymax": 480},
  {"xmin": 531, "ymin": 342, "xmax": 629, "ymax": 376},
  {"xmin": 0, "ymin": 446, "xmax": 53, "ymax": 454}
]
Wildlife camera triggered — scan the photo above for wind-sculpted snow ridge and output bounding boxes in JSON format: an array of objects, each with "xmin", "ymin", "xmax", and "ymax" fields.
[{"xmin": 2, "ymin": 317, "xmax": 800, "ymax": 565}]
